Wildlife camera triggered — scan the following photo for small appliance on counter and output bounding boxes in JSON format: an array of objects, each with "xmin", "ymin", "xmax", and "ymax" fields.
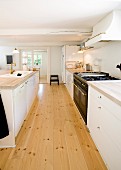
[
  {"xmin": 75, "ymin": 61, "xmax": 82, "ymax": 68},
  {"xmin": 85, "ymin": 64, "xmax": 92, "ymax": 71},
  {"xmin": 66, "ymin": 61, "xmax": 77, "ymax": 69}
]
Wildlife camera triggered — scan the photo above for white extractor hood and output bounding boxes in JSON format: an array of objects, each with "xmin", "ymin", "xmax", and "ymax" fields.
[{"xmin": 85, "ymin": 10, "xmax": 121, "ymax": 48}]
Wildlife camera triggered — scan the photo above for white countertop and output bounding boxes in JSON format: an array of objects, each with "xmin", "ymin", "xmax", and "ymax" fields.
[
  {"xmin": 88, "ymin": 80, "xmax": 121, "ymax": 107},
  {"xmin": 0, "ymin": 70, "xmax": 38, "ymax": 89}
]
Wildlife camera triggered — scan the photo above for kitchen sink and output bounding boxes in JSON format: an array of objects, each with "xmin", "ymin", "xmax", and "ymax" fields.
[{"xmin": 0, "ymin": 71, "xmax": 33, "ymax": 78}]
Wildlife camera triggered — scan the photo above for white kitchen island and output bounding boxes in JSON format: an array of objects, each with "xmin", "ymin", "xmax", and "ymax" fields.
[
  {"xmin": 87, "ymin": 80, "xmax": 121, "ymax": 170},
  {"xmin": 0, "ymin": 71, "xmax": 39, "ymax": 148}
]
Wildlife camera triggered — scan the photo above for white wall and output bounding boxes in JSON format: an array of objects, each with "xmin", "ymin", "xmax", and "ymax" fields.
[
  {"xmin": 84, "ymin": 41, "xmax": 121, "ymax": 79},
  {"xmin": 65, "ymin": 45, "xmax": 83, "ymax": 62},
  {"xmin": 39, "ymin": 51, "xmax": 47, "ymax": 76},
  {"xmin": 0, "ymin": 46, "xmax": 20, "ymax": 70},
  {"xmin": 50, "ymin": 46, "xmax": 62, "ymax": 82}
]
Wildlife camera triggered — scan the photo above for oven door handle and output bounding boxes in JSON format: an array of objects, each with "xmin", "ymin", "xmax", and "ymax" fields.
[{"xmin": 73, "ymin": 84, "xmax": 87, "ymax": 96}]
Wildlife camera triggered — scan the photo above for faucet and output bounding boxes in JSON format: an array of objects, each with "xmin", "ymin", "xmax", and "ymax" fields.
[
  {"xmin": 10, "ymin": 63, "xmax": 16, "ymax": 74},
  {"xmin": 116, "ymin": 63, "xmax": 121, "ymax": 71}
]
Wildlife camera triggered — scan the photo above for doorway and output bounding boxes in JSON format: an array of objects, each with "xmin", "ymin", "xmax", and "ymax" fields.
[
  {"xmin": 21, "ymin": 49, "xmax": 50, "ymax": 84},
  {"xmin": 39, "ymin": 51, "xmax": 47, "ymax": 84}
]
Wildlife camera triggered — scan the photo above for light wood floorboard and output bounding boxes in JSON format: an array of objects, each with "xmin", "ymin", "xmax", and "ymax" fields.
[
  {"xmin": 0, "ymin": 84, "xmax": 107, "ymax": 170},
  {"xmin": 39, "ymin": 76, "xmax": 47, "ymax": 84}
]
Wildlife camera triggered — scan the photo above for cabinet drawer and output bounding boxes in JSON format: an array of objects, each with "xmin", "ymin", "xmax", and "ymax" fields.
[
  {"xmin": 89, "ymin": 86, "xmax": 104, "ymax": 101},
  {"xmin": 92, "ymin": 127, "xmax": 121, "ymax": 170},
  {"xmin": 100, "ymin": 105, "xmax": 121, "ymax": 152},
  {"xmin": 87, "ymin": 96, "xmax": 101, "ymax": 130},
  {"xmin": 89, "ymin": 86, "xmax": 121, "ymax": 121}
]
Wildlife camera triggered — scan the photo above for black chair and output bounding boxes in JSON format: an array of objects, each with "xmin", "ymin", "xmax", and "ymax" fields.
[{"xmin": 50, "ymin": 75, "xmax": 59, "ymax": 85}]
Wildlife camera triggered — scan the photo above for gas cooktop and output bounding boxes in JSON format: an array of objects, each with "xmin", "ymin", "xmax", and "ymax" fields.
[
  {"xmin": 77, "ymin": 72, "xmax": 108, "ymax": 77},
  {"xmin": 82, "ymin": 76, "xmax": 120, "ymax": 81},
  {"xmin": 75, "ymin": 72, "xmax": 120, "ymax": 81}
]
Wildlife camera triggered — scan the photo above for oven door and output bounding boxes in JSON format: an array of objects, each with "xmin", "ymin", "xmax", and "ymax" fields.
[{"xmin": 73, "ymin": 83, "xmax": 87, "ymax": 124}]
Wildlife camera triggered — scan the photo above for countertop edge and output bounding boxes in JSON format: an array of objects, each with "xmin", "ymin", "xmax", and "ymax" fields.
[
  {"xmin": 0, "ymin": 71, "xmax": 39, "ymax": 90},
  {"xmin": 88, "ymin": 81, "xmax": 121, "ymax": 107},
  {"xmin": 66, "ymin": 68, "xmax": 85, "ymax": 73}
]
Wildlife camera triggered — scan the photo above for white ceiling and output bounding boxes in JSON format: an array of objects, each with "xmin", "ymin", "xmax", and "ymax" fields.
[{"xmin": 0, "ymin": 0, "xmax": 121, "ymax": 46}]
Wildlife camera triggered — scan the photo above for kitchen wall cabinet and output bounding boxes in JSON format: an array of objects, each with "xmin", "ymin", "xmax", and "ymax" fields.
[
  {"xmin": 87, "ymin": 86, "xmax": 121, "ymax": 170},
  {"xmin": 65, "ymin": 70, "xmax": 73, "ymax": 99},
  {"xmin": 61, "ymin": 45, "xmax": 83, "ymax": 84}
]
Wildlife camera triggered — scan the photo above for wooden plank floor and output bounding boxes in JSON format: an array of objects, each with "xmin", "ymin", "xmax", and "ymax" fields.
[{"xmin": 0, "ymin": 84, "xmax": 107, "ymax": 170}]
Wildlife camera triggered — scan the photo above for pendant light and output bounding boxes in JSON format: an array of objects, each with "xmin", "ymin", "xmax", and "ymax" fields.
[
  {"xmin": 78, "ymin": 48, "xmax": 84, "ymax": 53},
  {"xmin": 13, "ymin": 35, "xmax": 19, "ymax": 54},
  {"xmin": 13, "ymin": 48, "xmax": 19, "ymax": 54}
]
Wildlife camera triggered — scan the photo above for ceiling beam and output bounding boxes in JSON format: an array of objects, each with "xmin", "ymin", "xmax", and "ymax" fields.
[{"xmin": 0, "ymin": 28, "xmax": 92, "ymax": 35}]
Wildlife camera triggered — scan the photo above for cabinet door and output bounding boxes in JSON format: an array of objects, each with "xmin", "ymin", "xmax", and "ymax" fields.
[
  {"xmin": 87, "ymin": 88, "xmax": 102, "ymax": 132},
  {"xmin": 100, "ymin": 105, "xmax": 121, "ymax": 152},
  {"xmin": 88, "ymin": 86, "xmax": 121, "ymax": 170},
  {"xmin": 95, "ymin": 126, "xmax": 121, "ymax": 170},
  {"xmin": 34, "ymin": 72, "xmax": 39, "ymax": 97},
  {"xmin": 26, "ymin": 76, "xmax": 35, "ymax": 112},
  {"xmin": 14, "ymin": 83, "xmax": 27, "ymax": 137},
  {"xmin": 65, "ymin": 71, "xmax": 73, "ymax": 99}
]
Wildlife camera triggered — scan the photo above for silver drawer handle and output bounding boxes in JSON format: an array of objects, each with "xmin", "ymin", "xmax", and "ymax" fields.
[
  {"xmin": 98, "ymin": 106, "xmax": 101, "ymax": 109},
  {"xmin": 21, "ymin": 85, "xmax": 24, "ymax": 88},
  {"xmin": 73, "ymin": 84, "xmax": 86, "ymax": 96},
  {"xmin": 98, "ymin": 96, "xmax": 102, "ymax": 98}
]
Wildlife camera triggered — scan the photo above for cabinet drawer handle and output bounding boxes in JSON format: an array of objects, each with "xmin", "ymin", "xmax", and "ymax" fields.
[
  {"xmin": 21, "ymin": 85, "xmax": 24, "ymax": 88},
  {"xmin": 97, "ymin": 126, "xmax": 100, "ymax": 129},
  {"xmin": 25, "ymin": 81, "xmax": 28, "ymax": 84},
  {"xmin": 98, "ymin": 106, "xmax": 101, "ymax": 109},
  {"xmin": 98, "ymin": 96, "xmax": 102, "ymax": 99},
  {"xmin": 73, "ymin": 84, "xmax": 86, "ymax": 96}
]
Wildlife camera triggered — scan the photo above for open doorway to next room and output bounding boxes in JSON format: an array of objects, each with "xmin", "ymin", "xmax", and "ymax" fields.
[{"xmin": 21, "ymin": 50, "xmax": 48, "ymax": 84}]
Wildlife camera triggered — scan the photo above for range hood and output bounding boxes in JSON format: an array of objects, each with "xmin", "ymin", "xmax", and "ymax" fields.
[
  {"xmin": 78, "ymin": 42, "xmax": 93, "ymax": 53},
  {"xmin": 85, "ymin": 10, "xmax": 121, "ymax": 48}
]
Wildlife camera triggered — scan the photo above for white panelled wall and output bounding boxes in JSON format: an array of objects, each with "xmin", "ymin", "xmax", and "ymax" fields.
[
  {"xmin": 39, "ymin": 51, "xmax": 47, "ymax": 77},
  {"xmin": 50, "ymin": 47, "xmax": 62, "ymax": 82},
  {"xmin": 84, "ymin": 41, "xmax": 121, "ymax": 79},
  {"xmin": 0, "ymin": 46, "xmax": 19, "ymax": 70},
  {"xmin": 0, "ymin": 46, "xmax": 62, "ymax": 82},
  {"xmin": 65, "ymin": 45, "xmax": 83, "ymax": 61},
  {"xmin": 1, "ymin": 42, "xmax": 121, "ymax": 82}
]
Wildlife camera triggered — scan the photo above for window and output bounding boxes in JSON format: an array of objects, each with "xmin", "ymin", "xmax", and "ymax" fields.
[
  {"xmin": 22, "ymin": 51, "xmax": 32, "ymax": 67},
  {"xmin": 21, "ymin": 50, "xmax": 42, "ymax": 68},
  {"xmin": 34, "ymin": 53, "xmax": 42, "ymax": 65}
]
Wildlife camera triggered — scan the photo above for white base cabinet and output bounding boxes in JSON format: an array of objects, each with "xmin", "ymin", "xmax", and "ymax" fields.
[
  {"xmin": 0, "ymin": 72, "xmax": 39, "ymax": 148},
  {"xmin": 65, "ymin": 70, "xmax": 73, "ymax": 99},
  {"xmin": 87, "ymin": 86, "xmax": 121, "ymax": 170},
  {"xmin": 14, "ymin": 82, "xmax": 27, "ymax": 137}
]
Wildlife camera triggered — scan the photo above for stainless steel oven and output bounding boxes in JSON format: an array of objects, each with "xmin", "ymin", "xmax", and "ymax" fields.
[
  {"xmin": 73, "ymin": 72, "xmax": 120, "ymax": 124},
  {"xmin": 73, "ymin": 75, "xmax": 88, "ymax": 124}
]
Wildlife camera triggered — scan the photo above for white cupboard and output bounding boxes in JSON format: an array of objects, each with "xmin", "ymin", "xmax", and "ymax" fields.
[
  {"xmin": 65, "ymin": 70, "xmax": 73, "ymax": 99},
  {"xmin": 87, "ymin": 86, "xmax": 121, "ymax": 170},
  {"xmin": 0, "ymin": 72, "xmax": 39, "ymax": 148},
  {"xmin": 14, "ymin": 82, "xmax": 27, "ymax": 137}
]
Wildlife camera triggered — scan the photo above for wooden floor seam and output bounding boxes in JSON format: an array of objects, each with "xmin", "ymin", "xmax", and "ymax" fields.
[{"xmin": 0, "ymin": 84, "xmax": 107, "ymax": 170}]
